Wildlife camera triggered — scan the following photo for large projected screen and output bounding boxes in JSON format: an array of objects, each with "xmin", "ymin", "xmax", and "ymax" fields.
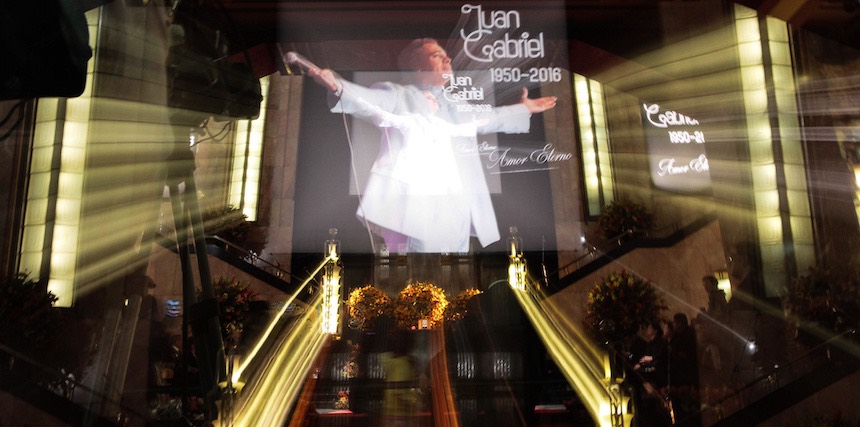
[{"xmin": 289, "ymin": 2, "xmax": 571, "ymax": 255}]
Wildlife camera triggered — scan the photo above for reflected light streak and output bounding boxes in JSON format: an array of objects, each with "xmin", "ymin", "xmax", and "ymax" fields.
[
  {"xmin": 219, "ymin": 256, "xmax": 333, "ymax": 426},
  {"xmin": 225, "ymin": 292, "xmax": 328, "ymax": 427},
  {"xmin": 233, "ymin": 255, "xmax": 333, "ymax": 382},
  {"xmin": 512, "ymin": 276, "xmax": 629, "ymax": 427},
  {"xmin": 428, "ymin": 329, "xmax": 459, "ymax": 427}
]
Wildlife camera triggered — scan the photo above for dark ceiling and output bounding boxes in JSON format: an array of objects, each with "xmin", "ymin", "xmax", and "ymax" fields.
[{"xmin": 211, "ymin": 0, "xmax": 858, "ymax": 75}]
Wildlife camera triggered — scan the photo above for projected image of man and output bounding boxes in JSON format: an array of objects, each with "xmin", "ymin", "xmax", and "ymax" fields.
[{"xmin": 308, "ymin": 38, "xmax": 557, "ymax": 254}]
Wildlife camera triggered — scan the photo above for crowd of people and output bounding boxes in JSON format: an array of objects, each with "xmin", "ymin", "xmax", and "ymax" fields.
[{"xmin": 621, "ymin": 275, "xmax": 730, "ymax": 426}]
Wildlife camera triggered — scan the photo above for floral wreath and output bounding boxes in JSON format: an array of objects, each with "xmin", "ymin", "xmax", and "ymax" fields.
[
  {"xmin": 392, "ymin": 282, "xmax": 448, "ymax": 330},
  {"xmin": 347, "ymin": 285, "xmax": 391, "ymax": 330},
  {"xmin": 347, "ymin": 283, "xmax": 483, "ymax": 331}
]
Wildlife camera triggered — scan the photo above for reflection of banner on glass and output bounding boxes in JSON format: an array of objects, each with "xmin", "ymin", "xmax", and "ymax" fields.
[{"xmin": 642, "ymin": 101, "xmax": 712, "ymax": 193}]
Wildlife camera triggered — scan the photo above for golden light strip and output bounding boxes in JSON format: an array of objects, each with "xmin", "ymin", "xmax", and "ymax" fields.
[
  {"xmin": 574, "ymin": 73, "xmax": 613, "ymax": 216},
  {"xmin": 575, "ymin": 73, "xmax": 601, "ymax": 216},
  {"xmin": 232, "ymin": 255, "xmax": 331, "ymax": 382},
  {"xmin": 508, "ymin": 233, "xmax": 527, "ymax": 292},
  {"xmin": 513, "ymin": 277, "xmax": 631, "ymax": 427},
  {"xmin": 20, "ymin": 9, "xmax": 100, "ymax": 307},
  {"xmin": 735, "ymin": 4, "xmax": 788, "ymax": 295},
  {"xmin": 321, "ymin": 237, "xmax": 342, "ymax": 334},
  {"xmin": 765, "ymin": 16, "xmax": 815, "ymax": 276},
  {"xmin": 215, "ymin": 256, "xmax": 333, "ymax": 425},
  {"xmin": 225, "ymin": 292, "xmax": 328, "ymax": 426},
  {"xmin": 320, "ymin": 268, "xmax": 342, "ymax": 334},
  {"xmin": 229, "ymin": 76, "xmax": 270, "ymax": 222}
]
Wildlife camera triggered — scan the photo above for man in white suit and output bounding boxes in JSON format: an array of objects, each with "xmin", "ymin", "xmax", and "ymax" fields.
[{"xmin": 310, "ymin": 38, "xmax": 557, "ymax": 254}]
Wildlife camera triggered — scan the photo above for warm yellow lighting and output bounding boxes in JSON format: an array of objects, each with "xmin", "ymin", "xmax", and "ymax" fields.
[
  {"xmin": 599, "ymin": 401, "xmax": 612, "ymax": 418},
  {"xmin": 508, "ymin": 258, "xmax": 527, "ymax": 292},
  {"xmin": 228, "ymin": 76, "xmax": 270, "ymax": 222},
  {"xmin": 509, "ymin": 272, "xmax": 627, "ymax": 427},
  {"xmin": 734, "ymin": 12, "xmax": 760, "ymax": 42},
  {"xmin": 747, "ymin": 116, "xmax": 773, "ymax": 143},
  {"xmin": 321, "ymin": 228, "xmax": 342, "ymax": 334},
  {"xmin": 742, "ymin": 80, "xmax": 768, "ymax": 111},
  {"xmin": 714, "ymin": 270, "xmax": 733, "ymax": 302},
  {"xmin": 751, "ymin": 164, "xmax": 778, "ymax": 189},
  {"xmin": 753, "ymin": 190, "xmax": 780, "ymax": 214},
  {"xmin": 321, "ymin": 264, "xmax": 342, "ymax": 334},
  {"xmin": 225, "ymin": 292, "xmax": 328, "ymax": 427},
  {"xmin": 766, "ymin": 16, "xmax": 789, "ymax": 41},
  {"xmin": 737, "ymin": 42, "xmax": 764, "ymax": 66},
  {"xmin": 233, "ymin": 256, "xmax": 330, "ymax": 383},
  {"xmin": 581, "ymin": 128, "xmax": 594, "ymax": 141},
  {"xmin": 48, "ymin": 278, "xmax": 74, "ymax": 307},
  {"xmin": 50, "ymin": 252, "xmax": 76, "ymax": 278},
  {"xmin": 508, "ymin": 228, "xmax": 527, "ymax": 291},
  {"xmin": 53, "ymin": 225, "xmax": 81, "ymax": 254},
  {"xmin": 851, "ymin": 166, "xmax": 860, "ymax": 190},
  {"xmin": 575, "ymin": 73, "xmax": 613, "ymax": 217},
  {"xmin": 602, "ymin": 353, "xmax": 612, "ymax": 381}
]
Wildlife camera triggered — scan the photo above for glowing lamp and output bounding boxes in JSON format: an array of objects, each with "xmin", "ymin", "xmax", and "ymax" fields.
[
  {"xmin": 321, "ymin": 228, "xmax": 342, "ymax": 335},
  {"xmin": 507, "ymin": 226, "xmax": 527, "ymax": 291}
]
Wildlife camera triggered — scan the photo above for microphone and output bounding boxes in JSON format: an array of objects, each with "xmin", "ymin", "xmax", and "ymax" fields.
[
  {"xmin": 279, "ymin": 46, "xmax": 341, "ymax": 93},
  {"xmin": 283, "ymin": 51, "xmax": 320, "ymax": 74}
]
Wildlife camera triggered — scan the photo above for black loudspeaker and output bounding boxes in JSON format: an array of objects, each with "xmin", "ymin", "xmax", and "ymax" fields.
[{"xmin": 0, "ymin": 0, "xmax": 92, "ymax": 100}]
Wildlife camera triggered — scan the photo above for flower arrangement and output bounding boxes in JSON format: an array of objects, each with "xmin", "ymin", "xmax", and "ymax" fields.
[
  {"xmin": 347, "ymin": 284, "xmax": 481, "ymax": 330},
  {"xmin": 585, "ymin": 270, "xmax": 666, "ymax": 345},
  {"xmin": 342, "ymin": 341, "xmax": 360, "ymax": 379},
  {"xmin": 392, "ymin": 282, "xmax": 448, "ymax": 330},
  {"xmin": 204, "ymin": 277, "xmax": 258, "ymax": 346},
  {"xmin": 347, "ymin": 285, "xmax": 391, "ymax": 330},
  {"xmin": 334, "ymin": 390, "xmax": 349, "ymax": 410},
  {"xmin": 596, "ymin": 198, "xmax": 654, "ymax": 239},
  {"xmin": 444, "ymin": 288, "xmax": 482, "ymax": 322}
]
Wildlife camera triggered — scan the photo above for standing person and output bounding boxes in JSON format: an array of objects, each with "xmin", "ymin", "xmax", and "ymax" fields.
[
  {"xmin": 669, "ymin": 313, "xmax": 701, "ymax": 426},
  {"xmin": 698, "ymin": 275, "xmax": 727, "ymax": 375},
  {"xmin": 697, "ymin": 275, "xmax": 732, "ymax": 416},
  {"xmin": 632, "ymin": 321, "xmax": 672, "ymax": 427},
  {"xmin": 382, "ymin": 332, "xmax": 419, "ymax": 426},
  {"xmin": 669, "ymin": 313, "xmax": 698, "ymax": 388},
  {"xmin": 307, "ymin": 38, "xmax": 557, "ymax": 254},
  {"xmin": 701, "ymin": 275, "xmax": 728, "ymax": 320}
]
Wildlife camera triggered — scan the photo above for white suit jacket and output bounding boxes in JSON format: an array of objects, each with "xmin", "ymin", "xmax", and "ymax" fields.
[{"xmin": 330, "ymin": 79, "xmax": 531, "ymax": 252}]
